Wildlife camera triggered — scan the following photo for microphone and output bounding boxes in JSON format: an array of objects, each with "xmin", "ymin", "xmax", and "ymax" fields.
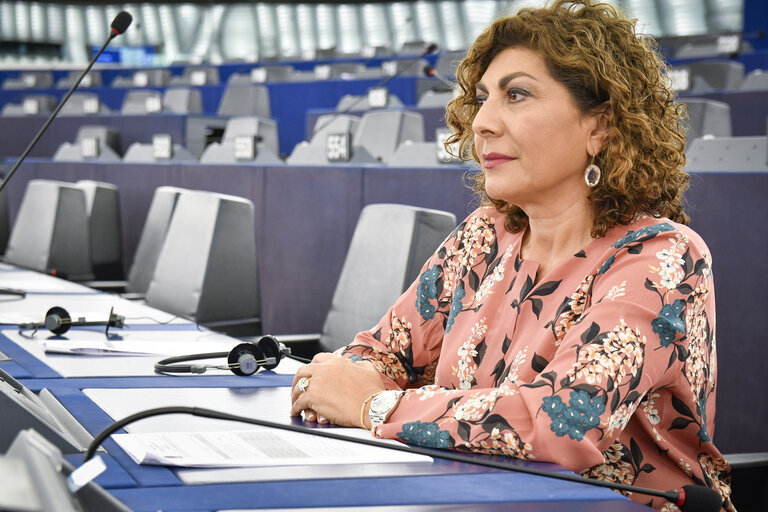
[
  {"xmin": 0, "ymin": 11, "xmax": 133, "ymax": 194},
  {"xmin": 423, "ymin": 64, "xmax": 455, "ymax": 88},
  {"xmin": 83, "ymin": 406, "xmax": 723, "ymax": 512},
  {"xmin": 311, "ymin": 43, "xmax": 439, "ymax": 135}
]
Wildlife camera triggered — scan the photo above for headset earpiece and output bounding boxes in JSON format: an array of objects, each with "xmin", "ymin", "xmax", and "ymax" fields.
[
  {"xmin": 256, "ymin": 335, "xmax": 283, "ymax": 371},
  {"xmin": 44, "ymin": 307, "xmax": 72, "ymax": 335},
  {"xmin": 227, "ymin": 343, "xmax": 263, "ymax": 376}
]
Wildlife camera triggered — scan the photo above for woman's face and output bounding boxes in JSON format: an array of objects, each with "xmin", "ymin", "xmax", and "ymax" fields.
[{"xmin": 472, "ymin": 47, "xmax": 599, "ymax": 212}]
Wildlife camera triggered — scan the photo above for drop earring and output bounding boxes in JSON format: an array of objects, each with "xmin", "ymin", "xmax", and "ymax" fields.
[{"xmin": 584, "ymin": 156, "xmax": 601, "ymax": 187}]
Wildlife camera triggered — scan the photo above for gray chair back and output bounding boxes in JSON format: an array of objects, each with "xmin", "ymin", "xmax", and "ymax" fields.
[
  {"xmin": 217, "ymin": 85, "xmax": 271, "ymax": 117},
  {"xmin": 52, "ymin": 126, "xmax": 122, "ymax": 162},
  {"xmin": 350, "ymin": 110, "xmax": 425, "ymax": 164},
  {"xmin": 76, "ymin": 181, "xmax": 123, "ymax": 280},
  {"xmin": 4, "ymin": 180, "xmax": 92, "ymax": 280},
  {"xmin": 287, "ymin": 114, "xmax": 360, "ymax": 165},
  {"xmin": 163, "ymin": 87, "xmax": 203, "ymax": 114},
  {"xmin": 319, "ymin": 203, "xmax": 456, "ymax": 352},
  {"xmin": 121, "ymin": 90, "xmax": 163, "ymax": 115},
  {"xmin": 145, "ymin": 190, "xmax": 260, "ymax": 331},
  {"xmin": 126, "ymin": 187, "xmax": 185, "ymax": 294},
  {"xmin": 199, "ymin": 116, "xmax": 281, "ymax": 164},
  {"xmin": 681, "ymin": 98, "xmax": 732, "ymax": 145}
]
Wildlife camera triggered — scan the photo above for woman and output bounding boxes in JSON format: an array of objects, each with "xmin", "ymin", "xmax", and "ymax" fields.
[{"xmin": 290, "ymin": 1, "xmax": 733, "ymax": 510}]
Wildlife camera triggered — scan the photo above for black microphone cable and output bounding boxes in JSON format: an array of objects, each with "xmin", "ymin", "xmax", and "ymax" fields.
[
  {"xmin": 311, "ymin": 43, "xmax": 439, "ymax": 135},
  {"xmin": 0, "ymin": 11, "xmax": 133, "ymax": 193},
  {"xmin": 83, "ymin": 406, "xmax": 723, "ymax": 512}
]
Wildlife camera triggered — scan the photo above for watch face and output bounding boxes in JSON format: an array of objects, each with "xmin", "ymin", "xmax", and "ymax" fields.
[{"xmin": 371, "ymin": 391, "xmax": 400, "ymax": 414}]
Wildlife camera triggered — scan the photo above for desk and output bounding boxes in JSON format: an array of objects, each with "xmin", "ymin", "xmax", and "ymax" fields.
[{"xmin": 0, "ymin": 265, "xmax": 646, "ymax": 511}]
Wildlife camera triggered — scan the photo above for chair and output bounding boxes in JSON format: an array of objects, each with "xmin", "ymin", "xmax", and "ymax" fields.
[
  {"xmin": 3, "ymin": 180, "xmax": 92, "ymax": 281},
  {"xmin": 688, "ymin": 60, "xmax": 745, "ymax": 93},
  {"xmin": 245, "ymin": 65, "xmax": 296, "ymax": 83},
  {"xmin": 111, "ymin": 69, "xmax": 171, "ymax": 88},
  {"xmin": 144, "ymin": 190, "xmax": 260, "ymax": 335},
  {"xmin": 52, "ymin": 126, "xmax": 122, "ymax": 162},
  {"xmin": 162, "ymin": 87, "xmax": 203, "ymax": 114},
  {"xmin": 282, "ymin": 204, "xmax": 456, "ymax": 355},
  {"xmin": 350, "ymin": 110, "xmax": 425, "ymax": 164},
  {"xmin": 724, "ymin": 453, "xmax": 768, "ymax": 512},
  {"xmin": 199, "ymin": 116, "xmax": 281, "ymax": 164},
  {"xmin": 681, "ymin": 98, "xmax": 732, "ymax": 145},
  {"xmin": 417, "ymin": 90, "xmax": 454, "ymax": 108},
  {"xmin": 58, "ymin": 92, "xmax": 112, "ymax": 116},
  {"xmin": 336, "ymin": 92, "xmax": 404, "ymax": 111},
  {"xmin": 1, "ymin": 71, "xmax": 54, "ymax": 90},
  {"xmin": 434, "ymin": 51, "xmax": 465, "ymax": 80},
  {"xmin": 122, "ymin": 137, "xmax": 197, "ymax": 163},
  {"xmin": 388, "ymin": 140, "xmax": 467, "ymax": 168},
  {"xmin": 120, "ymin": 90, "xmax": 163, "ymax": 115},
  {"xmin": 55, "ymin": 70, "xmax": 102, "ymax": 89},
  {"xmin": 170, "ymin": 66, "xmax": 220, "ymax": 86},
  {"xmin": 685, "ymin": 136, "xmax": 768, "ymax": 171},
  {"xmin": 0, "ymin": 95, "xmax": 57, "ymax": 116},
  {"xmin": 286, "ymin": 114, "xmax": 360, "ymax": 165},
  {"xmin": 75, "ymin": 181, "xmax": 123, "ymax": 281},
  {"xmin": 741, "ymin": 69, "xmax": 768, "ymax": 91},
  {"xmin": 217, "ymin": 84, "xmax": 271, "ymax": 117}
]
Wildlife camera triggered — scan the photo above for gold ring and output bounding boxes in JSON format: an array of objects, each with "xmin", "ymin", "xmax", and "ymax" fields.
[{"xmin": 297, "ymin": 377, "xmax": 310, "ymax": 394}]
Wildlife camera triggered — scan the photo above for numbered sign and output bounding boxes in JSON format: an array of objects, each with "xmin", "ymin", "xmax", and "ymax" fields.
[
  {"xmin": 367, "ymin": 87, "xmax": 389, "ymax": 108},
  {"xmin": 382, "ymin": 61, "xmax": 398, "ymax": 77},
  {"xmin": 716, "ymin": 35, "xmax": 740, "ymax": 54},
  {"xmin": 668, "ymin": 68, "xmax": 690, "ymax": 92},
  {"xmin": 82, "ymin": 97, "xmax": 100, "ymax": 115},
  {"xmin": 435, "ymin": 128, "xmax": 461, "ymax": 164},
  {"xmin": 21, "ymin": 98, "xmax": 40, "ymax": 115},
  {"xmin": 234, "ymin": 136, "xmax": 257, "ymax": 161},
  {"xmin": 315, "ymin": 65, "xmax": 331, "ymax": 80},
  {"xmin": 79, "ymin": 137, "xmax": 100, "ymax": 159},
  {"xmin": 152, "ymin": 134, "xmax": 173, "ymax": 160},
  {"xmin": 133, "ymin": 72, "xmax": 149, "ymax": 87},
  {"xmin": 145, "ymin": 95, "xmax": 163, "ymax": 114},
  {"xmin": 190, "ymin": 70, "xmax": 207, "ymax": 86},
  {"xmin": 251, "ymin": 68, "xmax": 267, "ymax": 83},
  {"xmin": 326, "ymin": 133, "xmax": 351, "ymax": 162},
  {"xmin": 21, "ymin": 74, "xmax": 37, "ymax": 88}
]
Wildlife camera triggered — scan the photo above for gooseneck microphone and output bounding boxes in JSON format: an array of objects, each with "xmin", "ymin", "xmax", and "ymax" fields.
[
  {"xmin": 0, "ymin": 10, "xmax": 133, "ymax": 193},
  {"xmin": 83, "ymin": 406, "xmax": 723, "ymax": 512},
  {"xmin": 423, "ymin": 64, "xmax": 455, "ymax": 89}
]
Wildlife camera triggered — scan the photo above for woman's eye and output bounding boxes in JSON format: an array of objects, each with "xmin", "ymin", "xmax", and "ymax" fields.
[
  {"xmin": 474, "ymin": 95, "xmax": 487, "ymax": 106},
  {"xmin": 507, "ymin": 88, "xmax": 528, "ymax": 103}
]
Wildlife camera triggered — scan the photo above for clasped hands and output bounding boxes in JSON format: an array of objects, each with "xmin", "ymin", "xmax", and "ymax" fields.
[{"xmin": 290, "ymin": 353, "xmax": 385, "ymax": 429}]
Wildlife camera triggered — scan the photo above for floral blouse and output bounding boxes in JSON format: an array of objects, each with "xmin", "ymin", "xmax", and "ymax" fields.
[{"xmin": 340, "ymin": 207, "xmax": 733, "ymax": 511}]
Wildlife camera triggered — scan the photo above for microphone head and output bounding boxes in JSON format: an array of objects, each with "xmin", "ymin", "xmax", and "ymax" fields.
[
  {"xmin": 423, "ymin": 65, "xmax": 436, "ymax": 77},
  {"xmin": 111, "ymin": 11, "xmax": 133, "ymax": 35},
  {"xmin": 677, "ymin": 485, "xmax": 722, "ymax": 512},
  {"xmin": 424, "ymin": 43, "xmax": 438, "ymax": 55}
]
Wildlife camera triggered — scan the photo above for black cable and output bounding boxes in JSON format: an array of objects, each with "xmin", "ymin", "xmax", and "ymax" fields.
[{"xmin": 83, "ymin": 406, "xmax": 721, "ymax": 511}]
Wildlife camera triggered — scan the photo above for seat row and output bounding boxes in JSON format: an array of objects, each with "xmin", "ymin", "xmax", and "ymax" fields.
[{"xmin": 1, "ymin": 180, "xmax": 457, "ymax": 352}]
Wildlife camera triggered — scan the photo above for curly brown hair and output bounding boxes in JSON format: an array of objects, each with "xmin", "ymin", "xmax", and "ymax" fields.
[{"xmin": 445, "ymin": 0, "xmax": 690, "ymax": 237}]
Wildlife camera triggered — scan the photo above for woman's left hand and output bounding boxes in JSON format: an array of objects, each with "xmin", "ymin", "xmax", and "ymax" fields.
[{"xmin": 290, "ymin": 353, "xmax": 385, "ymax": 428}]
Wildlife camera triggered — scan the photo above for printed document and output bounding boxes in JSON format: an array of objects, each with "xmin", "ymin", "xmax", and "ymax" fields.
[{"xmin": 113, "ymin": 429, "xmax": 432, "ymax": 468}]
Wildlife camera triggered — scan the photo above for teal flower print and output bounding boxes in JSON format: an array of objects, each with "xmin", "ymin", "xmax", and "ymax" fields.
[
  {"xmin": 697, "ymin": 397, "xmax": 711, "ymax": 443},
  {"xmin": 612, "ymin": 223, "xmax": 674, "ymax": 249},
  {"xmin": 445, "ymin": 282, "xmax": 465, "ymax": 333},
  {"xmin": 416, "ymin": 265, "xmax": 440, "ymax": 320},
  {"xmin": 543, "ymin": 391, "xmax": 605, "ymax": 441},
  {"xmin": 597, "ymin": 255, "xmax": 615, "ymax": 276},
  {"xmin": 397, "ymin": 421, "xmax": 452, "ymax": 448},
  {"xmin": 651, "ymin": 299, "xmax": 686, "ymax": 347}
]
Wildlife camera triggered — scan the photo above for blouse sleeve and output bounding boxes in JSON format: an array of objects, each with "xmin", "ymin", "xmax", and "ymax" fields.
[{"xmin": 344, "ymin": 219, "xmax": 716, "ymax": 476}]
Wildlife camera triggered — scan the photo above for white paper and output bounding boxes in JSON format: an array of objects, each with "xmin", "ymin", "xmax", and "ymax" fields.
[
  {"xmin": 42, "ymin": 338, "xmax": 172, "ymax": 356},
  {"xmin": 113, "ymin": 429, "xmax": 432, "ymax": 468}
]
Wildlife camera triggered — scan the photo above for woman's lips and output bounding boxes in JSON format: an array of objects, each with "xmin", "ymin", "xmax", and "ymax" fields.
[{"xmin": 482, "ymin": 153, "xmax": 515, "ymax": 169}]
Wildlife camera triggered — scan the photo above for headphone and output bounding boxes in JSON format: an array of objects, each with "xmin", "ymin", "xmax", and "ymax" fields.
[
  {"xmin": 19, "ymin": 306, "xmax": 125, "ymax": 336},
  {"xmin": 154, "ymin": 335, "xmax": 291, "ymax": 376}
]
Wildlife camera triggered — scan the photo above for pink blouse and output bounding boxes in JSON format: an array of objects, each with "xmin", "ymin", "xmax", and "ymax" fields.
[{"xmin": 340, "ymin": 207, "xmax": 733, "ymax": 511}]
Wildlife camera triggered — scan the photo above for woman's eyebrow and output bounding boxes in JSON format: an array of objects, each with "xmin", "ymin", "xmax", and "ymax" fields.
[{"xmin": 476, "ymin": 71, "xmax": 537, "ymax": 93}]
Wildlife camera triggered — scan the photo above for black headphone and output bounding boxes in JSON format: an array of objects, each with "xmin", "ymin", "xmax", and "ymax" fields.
[
  {"xmin": 154, "ymin": 335, "xmax": 291, "ymax": 376},
  {"xmin": 19, "ymin": 306, "xmax": 125, "ymax": 336}
]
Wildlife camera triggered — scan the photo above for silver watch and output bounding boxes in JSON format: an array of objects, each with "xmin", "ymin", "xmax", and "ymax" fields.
[{"xmin": 369, "ymin": 390, "xmax": 404, "ymax": 427}]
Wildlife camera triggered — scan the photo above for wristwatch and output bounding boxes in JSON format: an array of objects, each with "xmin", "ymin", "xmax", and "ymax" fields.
[{"xmin": 369, "ymin": 390, "xmax": 404, "ymax": 427}]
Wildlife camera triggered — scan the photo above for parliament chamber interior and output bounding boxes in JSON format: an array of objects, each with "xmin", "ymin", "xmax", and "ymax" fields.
[{"xmin": 0, "ymin": 0, "xmax": 766, "ymax": 510}]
